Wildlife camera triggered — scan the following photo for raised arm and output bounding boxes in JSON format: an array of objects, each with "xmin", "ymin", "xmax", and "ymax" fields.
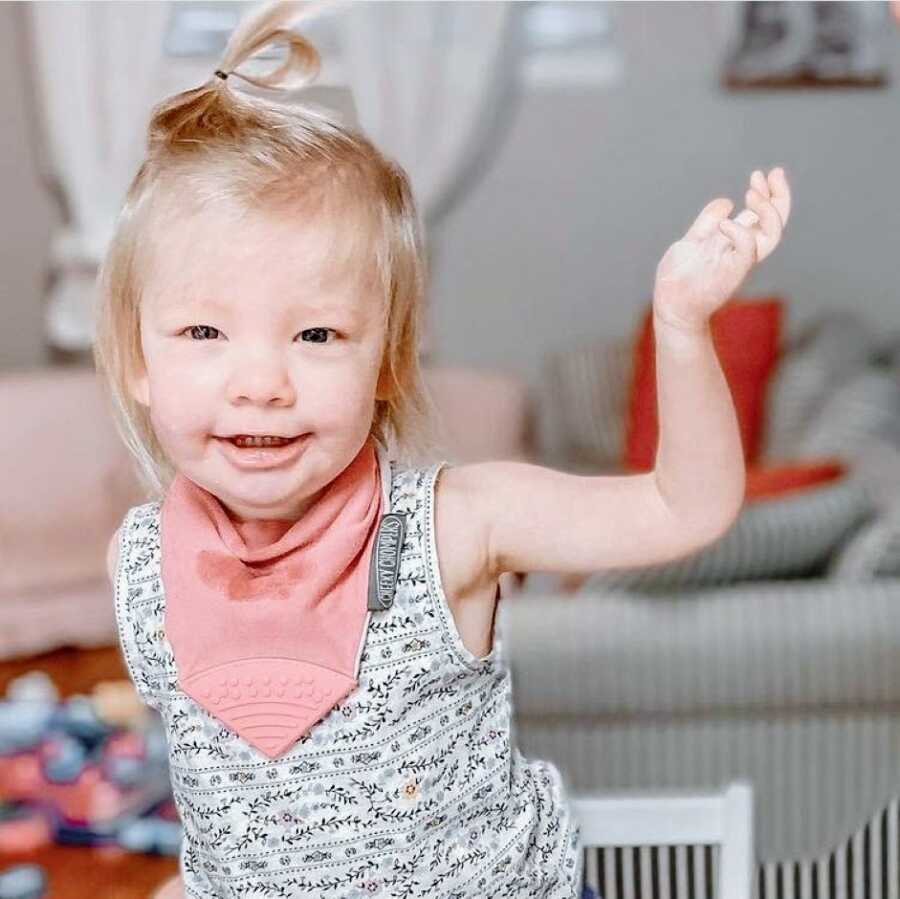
[{"xmin": 456, "ymin": 168, "xmax": 791, "ymax": 580}]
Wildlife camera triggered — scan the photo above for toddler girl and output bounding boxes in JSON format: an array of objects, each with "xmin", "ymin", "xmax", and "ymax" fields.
[{"xmin": 95, "ymin": 2, "xmax": 790, "ymax": 897}]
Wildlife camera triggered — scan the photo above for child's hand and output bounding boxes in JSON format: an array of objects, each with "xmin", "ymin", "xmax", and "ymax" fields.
[{"xmin": 653, "ymin": 167, "xmax": 791, "ymax": 332}]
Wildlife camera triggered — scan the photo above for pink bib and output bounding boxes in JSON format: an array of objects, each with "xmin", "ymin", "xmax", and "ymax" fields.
[{"xmin": 160, "ymin": 437, "xmax": 383, "ymax": 758}]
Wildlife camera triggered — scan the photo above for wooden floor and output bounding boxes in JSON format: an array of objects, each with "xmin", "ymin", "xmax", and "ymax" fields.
[{"xmin": 0, "ymin": 645, "xmax": 178, "ymax": 898}]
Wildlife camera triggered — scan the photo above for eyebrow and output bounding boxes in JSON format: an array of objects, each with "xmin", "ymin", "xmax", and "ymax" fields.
[
  {"xmin": 170, "ymin": 296, "xmax": 366, "ymax": 324},
  {"xmin": 180, "ymin": 297, "xmax": 230, "ymax": 313}
]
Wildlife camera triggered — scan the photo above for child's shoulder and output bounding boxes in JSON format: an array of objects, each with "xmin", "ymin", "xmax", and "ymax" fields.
[
  {"xmin": 118, "ymin": 498, "xmax": 162, "ymax": 537},
  {"xmin": 107, "ymin": 499, "xmax": 160, "ymax": 585},
  {"xmin": 429, "ymin": 462, "xmax": 491, "ymax": 573},
  {"xmin": 428, "ymin": 461, "xmax": 500, "ymax": 660},
  {"xmin": 386, "ymin": 455, "xmax": 496, "ymax": 600}
]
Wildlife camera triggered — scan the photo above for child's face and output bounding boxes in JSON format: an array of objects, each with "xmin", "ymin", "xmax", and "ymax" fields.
[{"xmin": 130, "ymin": 205, "xmax": 388, "ymax": 522}]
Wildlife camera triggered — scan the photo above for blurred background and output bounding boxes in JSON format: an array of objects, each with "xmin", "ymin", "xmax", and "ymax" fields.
[{"xmin": 3, "ymin": 2, "xmax": 900, "ymax": 896}]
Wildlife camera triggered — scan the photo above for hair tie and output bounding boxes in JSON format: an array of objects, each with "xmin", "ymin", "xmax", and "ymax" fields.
[{"xmin": 214, "ymin": 69, "xmax": 229, "ymax": 81}]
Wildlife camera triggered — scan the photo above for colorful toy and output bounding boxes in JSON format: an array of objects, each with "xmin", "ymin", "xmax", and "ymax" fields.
[
  {"xmin": 0, "ymin": 864, "xmax": 47, "ymax": 899},
  {"xmin": 0, "ymin": 805, "xmax": 52, "ymax": 853},
  {"xmin": 0, "ymin": 671, "xmax": 181, "ymax": 858},
  {"xmin": 90, "ymin": 680, "xmax": 150, "ymax": 730}
]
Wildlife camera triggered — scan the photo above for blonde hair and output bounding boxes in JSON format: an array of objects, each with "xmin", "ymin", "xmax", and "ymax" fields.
[{"xmin": 93, "ymin": 0, "xmax": 440, "ymax": 500}]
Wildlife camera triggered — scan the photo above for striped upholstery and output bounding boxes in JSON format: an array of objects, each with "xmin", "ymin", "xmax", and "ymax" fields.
[
  {"xmin": 505, "ymin": 581, "xmax": 900, "ymax": 718},
  {"xmin": 762, "ymin": 311, "xmax": 872, "ymax": 463},
  {"xmin": 798, "ymin": 371, "xmax": 900, "ymax": 462},
  {"xmin": 757, "ymin": 798, "xmax": 899, "ymax": 899},
  {"xmin": 848, "ymin": 441, "xmax": 900, "ymax": 519},
  {"xmin": 543, "ymin": 336, "xmax": 632, "ymax": 470},
  {"xmin": 829, "ymin": 506, "xmax": 900, "ymax": 580}
]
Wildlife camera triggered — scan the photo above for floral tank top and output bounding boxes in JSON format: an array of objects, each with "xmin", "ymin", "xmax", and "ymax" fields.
[{"xmin": 113, "ymin": 448, "xmax": 583, "ymax": 898}]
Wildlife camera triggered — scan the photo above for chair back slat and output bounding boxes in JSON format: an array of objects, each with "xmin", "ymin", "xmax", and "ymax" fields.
[{"xmin": 573, "ymin": 783, "xmax": 753, "ymax": 899}]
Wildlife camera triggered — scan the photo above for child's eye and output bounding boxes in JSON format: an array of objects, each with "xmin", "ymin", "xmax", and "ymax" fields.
[
  {"xmin": 181, "ymin": 326, "xmax": 337, "ymax": 343},
  {"xmin": 299, "ymin": 328, "xmax": 336, "ymax": 344},
  {"xmin": 183, "ymin": 325, "xmax": 220, "ymax": 340}
]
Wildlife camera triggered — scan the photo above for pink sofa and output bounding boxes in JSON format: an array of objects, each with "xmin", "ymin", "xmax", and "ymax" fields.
[{"xmin": 0, "ymin": 364, "xmax": 535, "ymax": 660}]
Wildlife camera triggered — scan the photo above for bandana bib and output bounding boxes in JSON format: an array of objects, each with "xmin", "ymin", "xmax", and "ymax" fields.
[{"xmin": 160, "ymin": 437, "xmax": 386, "ymax": 758}]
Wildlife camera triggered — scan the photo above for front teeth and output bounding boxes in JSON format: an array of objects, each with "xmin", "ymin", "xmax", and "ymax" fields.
[{"xmin": 231, "ymin": 436, "xmax": 294, "ymax": 448}]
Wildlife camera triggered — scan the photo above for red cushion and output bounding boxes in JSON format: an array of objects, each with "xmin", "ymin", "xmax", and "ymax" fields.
[
  {"xmin": 744, "ymin": 459, "xmax": 847, "ymax": 502},
  {"xmin": 624, "ymin": 297, "xmax": 784, "ymax": 472}
]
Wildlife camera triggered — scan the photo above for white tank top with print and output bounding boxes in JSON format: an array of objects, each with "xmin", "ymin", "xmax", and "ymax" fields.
[{"xmin": 114, "ymin": 446, "xmax": 583, "ymax": 898}]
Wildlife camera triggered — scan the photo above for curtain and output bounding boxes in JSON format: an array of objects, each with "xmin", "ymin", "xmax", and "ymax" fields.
[
  {"xmin": 26, "ymin": 0, "xmax": 171, "ymax": 352},
  {"xmin": 335, "ymin": 0, "xmax": 523, "ymax": 231}
]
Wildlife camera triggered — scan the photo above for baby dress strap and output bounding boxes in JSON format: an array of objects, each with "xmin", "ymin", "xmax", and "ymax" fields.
[{"xmin": 113, "ymin": 500, "xmax": 169, "ymax": 711}]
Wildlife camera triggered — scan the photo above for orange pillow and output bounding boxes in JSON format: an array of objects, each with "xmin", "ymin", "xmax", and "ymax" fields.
[
  {"xmin": 744, "ymin": 459, "xmax": 846, "ymax": 502},
  {"xmin": 624, "ymin": 297, "xmax": 784, "ymax": 472}
]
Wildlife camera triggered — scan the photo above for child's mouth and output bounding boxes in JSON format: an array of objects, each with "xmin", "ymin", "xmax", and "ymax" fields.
[
  {"xmin": 226, "ymin": 435, "xmax": 299, "ymax": 448},
  {"xmin": 215, "ymin": 434, "xmax": 309, "ymax": 469}
]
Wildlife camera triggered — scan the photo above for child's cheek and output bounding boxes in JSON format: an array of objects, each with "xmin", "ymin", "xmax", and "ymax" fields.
[
  {"xmin": 149, "ymin": 382, "xmax": 216, "ymax": 455},
  {"xmin": 298, "ymin": 361, "xmax": 371, "ymax": 427}
]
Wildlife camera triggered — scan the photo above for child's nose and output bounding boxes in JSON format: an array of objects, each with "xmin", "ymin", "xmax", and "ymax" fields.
[{"xmin": 226, "ymin": 359, "xmax": 295, "ymax": 406}]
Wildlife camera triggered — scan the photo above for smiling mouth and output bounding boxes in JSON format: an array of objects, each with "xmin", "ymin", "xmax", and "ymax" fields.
[
  {"xmin": 223, "ymin": 435, "xmax": 301, "ymax": 448},
  {"xmin": 214, "ymin": 434, "xmax": 311, "ymax": 470}
]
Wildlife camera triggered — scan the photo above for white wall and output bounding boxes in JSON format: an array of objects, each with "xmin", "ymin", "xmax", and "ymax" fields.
[{"xmin": 429, "ymin": 2, "xmax": 900, "ymax": 386}]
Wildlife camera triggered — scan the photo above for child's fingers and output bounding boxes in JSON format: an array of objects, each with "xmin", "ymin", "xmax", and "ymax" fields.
[
  {"xmin": 685, "ymin": 198, "xmax": 735, "ymax": 240},
  {"xmin": 746, "ymin": 188, "xmax": 783, "ymax": 244},
  {"xmin": 734, "ymin": 208, "xmax": 760, "ymax": 228},
  {"xmin": 746, "ymin": 187, "xmax": 784, "ymax": 235},
  {"xmin": 766, "ymin": 167, "xmax": 791, "ymax": 227},
  {"xmin": 719, "ymin": 219, "xmax": 756, "ymax": 262},
  {"xmin": 750, "ymin": 169, "xmax": 770, "ymax": 199}
]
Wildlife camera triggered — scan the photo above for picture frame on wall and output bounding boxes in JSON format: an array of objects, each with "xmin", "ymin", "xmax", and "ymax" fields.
[{"xmin": 722, "ymin": 0, "xmax": 890, "ymax": 89}]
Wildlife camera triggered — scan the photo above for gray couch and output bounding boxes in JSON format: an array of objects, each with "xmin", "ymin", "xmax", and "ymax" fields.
[{"xmin": 501, "ymin": 306, "xmax": 900, "ymax": 861}]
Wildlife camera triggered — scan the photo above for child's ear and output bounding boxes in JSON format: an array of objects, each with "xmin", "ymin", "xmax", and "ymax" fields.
[{"xmin": 127, "ymin": 362, "xmax": 151, "ymax": 408}]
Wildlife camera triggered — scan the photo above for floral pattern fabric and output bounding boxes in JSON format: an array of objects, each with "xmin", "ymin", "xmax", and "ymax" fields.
[{"xmin": 114, "ymin": 458, "xmax": 583, "ymax": 898}]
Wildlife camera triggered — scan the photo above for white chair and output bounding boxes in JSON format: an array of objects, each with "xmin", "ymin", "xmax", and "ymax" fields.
[{"xmin": 572, "ymin": 781, "xmax": 754, "ymax": 899}]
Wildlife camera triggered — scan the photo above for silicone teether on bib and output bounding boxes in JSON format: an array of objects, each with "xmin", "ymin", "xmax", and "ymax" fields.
[{"xmin": 181, "ymin": 658, "xmax": 355, "ymax": 757}]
